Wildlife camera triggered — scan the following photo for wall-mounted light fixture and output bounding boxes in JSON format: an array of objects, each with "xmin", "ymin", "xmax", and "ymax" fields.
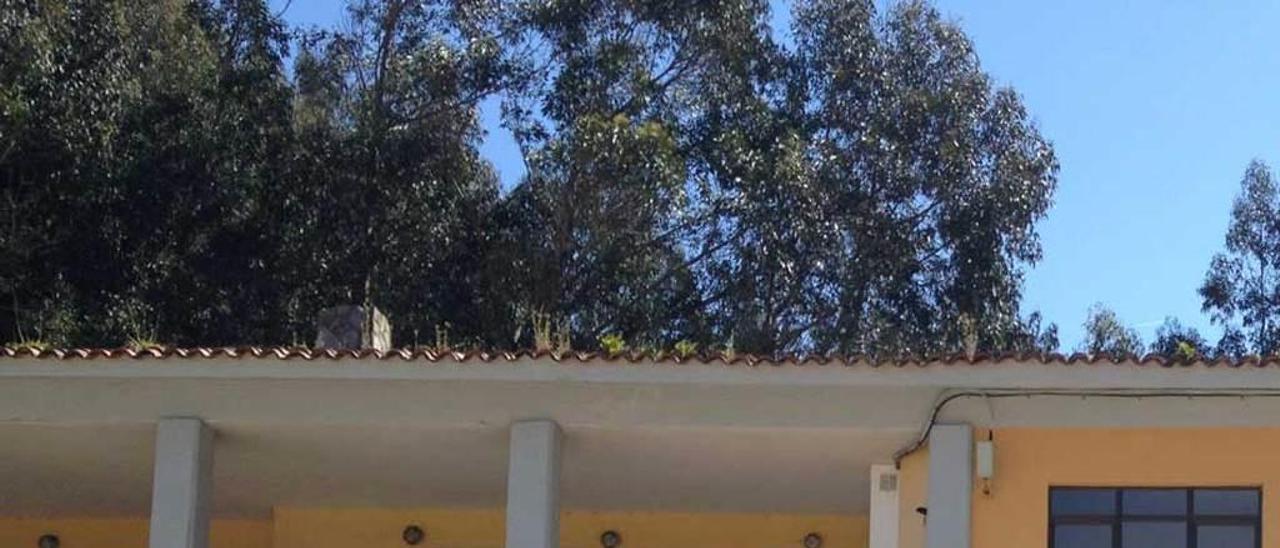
[
  {"xmin": 37, "ymin": 534, "xmax": 60, "ymax": 548},
  {"xmin": 803, "ymin": 532, "xmax": 823, "ymax": 548},
  {"xmin": 600, "ymin": 530, "xmax": 622, "ymax": 547},
  {"xmin": 976, "ymin": 431, "xmax": 995, "ymax": 495},
  {"xmin": 402, "ymin": 525, "xmax": 425, "ymax": 545}
]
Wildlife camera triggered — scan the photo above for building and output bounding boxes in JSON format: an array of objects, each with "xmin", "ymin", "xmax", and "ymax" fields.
[{"xmin": 1, "ymin": 347, "xmax": 1277, "ymax": 548}]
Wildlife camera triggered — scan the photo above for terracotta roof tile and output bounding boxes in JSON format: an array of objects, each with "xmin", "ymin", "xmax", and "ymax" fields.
[{"xmin": 0, "ymin": 346, "xmax": 1274, "ymax": 368}]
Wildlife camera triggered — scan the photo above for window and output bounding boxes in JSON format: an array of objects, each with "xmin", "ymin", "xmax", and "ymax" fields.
[{"xmin": 1050, "ymin": 488, "xmax": 1260, "ymax": 548}]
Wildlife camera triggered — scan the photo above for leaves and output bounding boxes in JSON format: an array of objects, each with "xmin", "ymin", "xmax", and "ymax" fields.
[
  {"xmin": 2, "ymin": 0, "xmax": 1059, "ymax": 356},
  {"xmin": 1151, "ymin": 317, "xmax": 1206, "ymax": 359},
  {"xmin": 707, "ymin": 0, "xmax": 1059, "ymax": 354},
  {"xmin": 1200, "ymin": 160, "xmax": 1280, "ymax": 355},
  {"xmin": 1077, "ymin": 303, "xmax": 1144, "ymax": 356}
]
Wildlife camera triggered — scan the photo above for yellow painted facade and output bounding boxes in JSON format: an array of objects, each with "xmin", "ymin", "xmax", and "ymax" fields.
[
  {"xmin": 0, "ymin": 509, "xmax": 867, "ymax": 548},
  {"xmin": 899, "ymin": 427, "xmax": 1280, "ymax": 548},
  {"xmin": 0, "ymin": 518, "xmax": 271, "ymax": 548},
  {"xmin": 34, "ymin": 428, "xmax": 1280, "ymax": 548}
]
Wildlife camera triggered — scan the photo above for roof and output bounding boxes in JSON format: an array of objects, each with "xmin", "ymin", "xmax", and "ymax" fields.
[{"xmin": 1, "ymin": 346, "xmax": 1275, "ymax": 368}]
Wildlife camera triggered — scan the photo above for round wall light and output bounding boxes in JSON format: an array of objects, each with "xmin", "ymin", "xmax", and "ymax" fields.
[
  {"xmin": 37, "ymin": 534, "xmax": 60, "ymax": 548},
  {"xmin": 600, "ymin": 530, "xmax": 622, "ymax": 547},
  {"xmin": 402, "ymin": 525, "xmax": 425, "ymax": 545},
  {"xmin": 803, "ymin": 532, "xmax": 824, "ymax": 548}
]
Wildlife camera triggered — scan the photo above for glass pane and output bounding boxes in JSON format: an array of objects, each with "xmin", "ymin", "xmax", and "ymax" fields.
[
  {"xmin": 1052, "ymin": 489, "xmax": 1116, "ymax": 515},
  {"xmin": 1194, "ymin": 489, "xmax": 1259, "ymax": 515},
  {"xmin": 1198, "ymin": 525, "xmax": 1256, "ymax": 548},
  {"xmin": 1122, "ymin": 522, "xmax": 1187, "ymax": 548},
  {"xmin": 1054, "ymin": 524, "xmax": 1113, "ymax": 548},
  {"xmin": 1123, "ymin": 489, "xmax": 1186, "ymax": 515}
]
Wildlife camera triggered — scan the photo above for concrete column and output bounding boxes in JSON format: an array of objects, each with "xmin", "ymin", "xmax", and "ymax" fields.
[
  {"xmin": 505, "ymin": 420, "xmax": 562, "ymax": 548},
  {"xmin": 869, "ymin": 464, "xmax": 900, "ymax": 548},
  {"xmin": 926, "ymin": 423, "xmax": 972, "ymax": 548},
  {"xmin": 149, "ymin": 418, "xmax": 213, "ymax": 548}
]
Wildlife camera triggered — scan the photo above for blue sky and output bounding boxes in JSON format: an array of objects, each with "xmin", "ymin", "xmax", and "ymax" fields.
[{"xmin": 272, "ymin": 0, "xmax": 1280, "ymax": 350}]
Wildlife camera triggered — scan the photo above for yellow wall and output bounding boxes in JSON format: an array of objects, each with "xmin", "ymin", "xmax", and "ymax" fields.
[
  {"xmin": 274, "ymin": 508, "xmax": 866, "ymax": 548},
  {"xmin": 1, "ymin": 510, "xmax": 866, "ymax": 548},
  {"xmin": 0, "ymin": 518, "xmax": 270, "ymax": 548},
  {"xmin": 899, "ymin": 427, "xmax": 1280, "ymax": 548}
]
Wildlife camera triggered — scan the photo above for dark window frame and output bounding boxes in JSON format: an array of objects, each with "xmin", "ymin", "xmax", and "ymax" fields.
[{"xmin": 1048, "ymin": 487, "xmax": 1262, "ymax": 548}]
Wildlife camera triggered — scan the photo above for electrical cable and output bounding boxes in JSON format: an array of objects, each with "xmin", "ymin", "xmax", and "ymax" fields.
[{"xmin": 892, "ymin": 388, "xmax": 1280, "ymax": 467}]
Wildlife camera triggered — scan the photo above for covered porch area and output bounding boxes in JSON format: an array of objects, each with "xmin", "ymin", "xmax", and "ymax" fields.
[
  {"xmin": 0, "ymin": 354, "xmax": 928, "ymax": 548},
  {"xmin": 10, "ymin": 352, "xmax": 1270, "ymax": 548}
]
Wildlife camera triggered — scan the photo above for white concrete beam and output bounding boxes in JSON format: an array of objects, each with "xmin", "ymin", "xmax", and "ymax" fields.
[
  {"xmin": 505, "ymin": 420, "xmax": 562, "ymax": 548},
  {"xmin": 149, "ymin": 418, "xmax": 213, "ymax": 548},
  {"xmin": 869, "ymin": 464, "xmax": 900, "ymax": 548},
  {"xmin": 926, "ymin": 424, "xmax": 971, "ymax": 548}
]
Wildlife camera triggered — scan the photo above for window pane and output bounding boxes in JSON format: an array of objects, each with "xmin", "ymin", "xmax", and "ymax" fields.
[
  {"xmin": 1198, "ymin": 525, "xmax": 1255, "ymax": 548},
  {"xmin": 1054, "ymin": 525, "xmax": 1113, "ymax": 548},
  {"xmin": 1123, "ymin": 489, "xmax": 1186, "ymax": 515},
  {"xmin": 1194, "ymin": 489, "xmax": 1260, "ymax": 515},
  {"xmin": 1122, "ymin": 522, "xmax": 1187, "ymax": 548},
  {"xmin": 1053, "ymin": 489, "xmax": 1116, "ymax": 515}
]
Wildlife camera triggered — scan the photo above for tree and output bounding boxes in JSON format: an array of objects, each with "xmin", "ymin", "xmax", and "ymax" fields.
[
  {"xmin": 1151, "ymin": 317, "xmax": 1207, "ymax": 359},
  {"xmin": 104, "ymin": 0, "xmax": 298, "ymax": 345},
  {"xmin": 1, "ymin": 0, "xmax": 133, "ymax": 345},
  {"xmin": 1201, "ymin": 160, "xmax": 1280, "ymax": 355},
  {"xmin": 493, "ymin": 0, "xmax": 1058, "ymax": 355},
  {"xmin": 281, "ymin": 0, "xmax": 507, "ymax": 345},
  {"xmin": 733, "ymin": 0, "xmax": 1058, "ymax": 355},
  {"xmin": 1077, "ymin": 303, "xmax": 1144, "ymax": 356},
  {"xmin": 2, "ymin": 0, "xmax": 1061, "ymax": 355},
  {"xmin": 490, "ymin": 0, "xmax": 779, "ymax": 348},
  {"xmin": 1, "ymin": 0, "xmax": 296, "ymax": 346},
  {"xmin": 1009, "ymin": 311, "xmax": 1060, "ymax": 353}
]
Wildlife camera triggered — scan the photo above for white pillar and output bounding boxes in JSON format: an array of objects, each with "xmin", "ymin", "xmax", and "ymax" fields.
[
  {"xmin": 505, "ymin": 420, "xmax": 562, "ymax": 548},
  {"xmin": 149, "ymin": 418, "xmax": 213, "ymax": 548},
  {"xmin": 926, "ymin": 423, "xmax": 972, "ymax": 548},
  {"xmin": 869, "ymin": 464, "xmax": 900, "ymax": 548}
]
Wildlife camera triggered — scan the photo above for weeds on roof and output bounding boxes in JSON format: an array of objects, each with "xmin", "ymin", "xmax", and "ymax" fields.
[
  {"xmin": 674, "ymin": 339, "xmax": 698, "ymax": 359},
  {"xmin": 598, "ymin": 333, "xmax": 626, "ymax": 356},
  {"xmin": 5, "ymin": 339, "xmax": 51, "ymax": 352}
]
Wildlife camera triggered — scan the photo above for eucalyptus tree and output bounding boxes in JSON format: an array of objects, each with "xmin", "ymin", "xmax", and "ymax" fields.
[
  {"xmin": 1201, "ymin": 160, "xmax": 1280, "ymax": 355},
  {"xmin": 728, "ymin": 0, "xmax": 1059, "ymax": 355},
  {"xmin": 1077, "ymin": 303, "xmax": 1144, "ymax": 356},
  {"xmin": 1, "ymin": 0, "xmax": 295, "ymax": 346},
  {"xmin": 281, "ymin": 0, "xmax": 508, "ymax": 345},
  {"xmin": 491, "ymin": 0, "xmax": 1058, "ymax": 354},
  {"xmin": 1, "ymin": 0, "xmax": 134, "ymax": 345},
  {"xmin": 108, "ymin": 0, "xmax": 297, "ymax": 345},
  {"xmin": 2, "ymin": 0, "xmax": 1062, "ymax": 355},
  {"xmin": 490, "ymin": 0, "xmax": 781, "ymax": 348}
]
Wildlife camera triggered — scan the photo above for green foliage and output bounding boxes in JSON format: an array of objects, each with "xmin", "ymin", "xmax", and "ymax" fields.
[
  {"xmin": 720, "ymin": 335, "xmax": 738, "ymax": 361},
  {"xmin": 1009, "ymin": 311, "xmax": 1060, "ymax": 354},
  {"xmin": 1077, "ymin": 303, "xmax": 1144, "ymax": 356},
  {"xmin": 1, "ymin": 0, "xmax": 1060, "ymax": 358},
  {"xmin": 525, "ymin": 310, "xmax": 571, "ymax": 354},
  {"xmin": 493, "ymin": 111, "xmax": 694, "ymax": 348},
  {"xmin": 434, "ymin": 323, "xmax": 451, "ymax": 352},
  {"xmin": 1201, "ymin": 160, "xmax": 1280, "ymax": 356},
  {"xmin": 5, "ymin": 339, "xmax": 50, "ymax": 352},
  {"xmin": 280, "ymin": 0, "xmax": 505, "ymax": 344},
  {"xmin": 767, "ymin": 0, "xmax": 1057, "ymax": 355},
  {"xmin": 1175, "ymin": 341, "xmax": 1197, "ymax": 361},
  {"xmin": 1, "ymin": 0, "xmax": 294, "ymax": 346},
  {"xmin": 674, "ymin": 339, "xmax": 699, "ymax": 358},
  {"xmin": 1151, "ymin": 317, "xmax": 1207, "ymax": 359},
  {"xmin": 125, "ymin": 335, "xmax": 163, "ymax": 350},
  {"xmin": 598, "ymin": 333, "xmax": 626, "ymax": 356}
]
